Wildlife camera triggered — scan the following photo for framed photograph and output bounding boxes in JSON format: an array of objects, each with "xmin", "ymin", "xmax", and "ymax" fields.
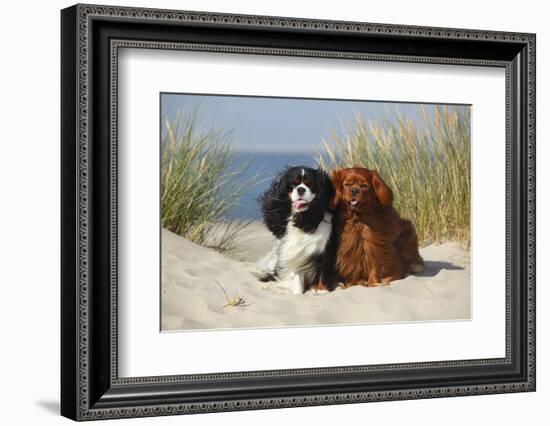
[{"xmin": 61, "ymin": 3, "xmax": 536, "ymax": 421}]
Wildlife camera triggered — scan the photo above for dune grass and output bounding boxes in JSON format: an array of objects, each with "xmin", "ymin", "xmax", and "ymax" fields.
[
  {"xmin": 319, "ymin": 105, "xmax": 471, "ymax": 246},
  {"xmin": 161, "ymin": 110, "xmax": 257, "ymax": 254}
]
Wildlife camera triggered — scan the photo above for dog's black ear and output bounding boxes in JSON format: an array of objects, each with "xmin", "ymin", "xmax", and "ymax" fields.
[
  {"xmin": 258, "ymin": 168, "xmax": 292, "ymax": 239},
  {"xmin": 317, "ymin": 168, "xmax": 335, "ymax": 211}
]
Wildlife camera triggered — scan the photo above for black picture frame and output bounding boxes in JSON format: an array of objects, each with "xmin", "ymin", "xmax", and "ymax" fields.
[{"xmin": 61, "ymin": 3, "xmax": 536, "ymax": 421}]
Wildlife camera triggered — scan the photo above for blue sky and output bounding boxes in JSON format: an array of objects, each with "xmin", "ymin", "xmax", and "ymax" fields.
[{"xmin": 160, "ymin": 93, "xmax": 469, "ymax": 154}]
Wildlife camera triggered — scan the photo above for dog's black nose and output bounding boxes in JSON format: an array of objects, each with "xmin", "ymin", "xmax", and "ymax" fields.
[
  {"xmin": 351, "ymin": 188, "xmax": 360, "ymax": 196},
  {"xmin": 297, "ymin": 187, "xmax": 306, "ymax": 196}
]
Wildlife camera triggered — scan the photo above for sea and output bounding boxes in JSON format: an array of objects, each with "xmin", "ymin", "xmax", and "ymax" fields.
[{"xmin": 225, "ymin": 152, "xmax": 319, "ymax": 220}]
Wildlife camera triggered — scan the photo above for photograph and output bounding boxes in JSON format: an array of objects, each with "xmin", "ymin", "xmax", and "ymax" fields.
[{"xmin": 160, "ymin": 93, "xmax": 472, "ymax": 331}]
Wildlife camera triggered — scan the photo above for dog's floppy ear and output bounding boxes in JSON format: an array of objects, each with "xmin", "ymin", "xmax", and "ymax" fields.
[
  {"xmin": 258, "ymin": 168, "xmax": 292, "ymax": 239},
  {"xmin": 371, "ymin": 170, "xmax": 393, "ymax": 205},
  {"xmin": 316, "ymin": 167, "xmax": 335, "ymax": 208},
  {"xmin": 330, "ymin": 167, "xmax": 345, "ymax": 209}
]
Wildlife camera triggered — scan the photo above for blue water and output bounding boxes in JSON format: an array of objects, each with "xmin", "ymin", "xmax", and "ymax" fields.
[{"xmin": 225, "ymin": 152, "xmax": 319, "ymax": 220}]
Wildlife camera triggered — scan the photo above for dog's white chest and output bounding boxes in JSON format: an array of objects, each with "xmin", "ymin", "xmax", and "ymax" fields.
[{"xmin": 278, "ymin": 213, "xmax": 332, "ymax": 271}]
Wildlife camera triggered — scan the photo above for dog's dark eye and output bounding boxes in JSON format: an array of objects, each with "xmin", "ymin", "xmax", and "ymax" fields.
[{"xmin": 343, "ymin": 182, "xmax": 351, "ymax": 187}]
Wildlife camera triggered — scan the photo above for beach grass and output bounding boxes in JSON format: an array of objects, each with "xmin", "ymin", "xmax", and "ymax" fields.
[
  {"xmin": 161, "ymin": 110, "xmax": 258, "ymax": 253},
  {"xmin": 319, "ymin": 105, "xmax": 471, "ymax": 246}
]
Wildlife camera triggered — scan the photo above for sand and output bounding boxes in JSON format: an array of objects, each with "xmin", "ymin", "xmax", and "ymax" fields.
[{"xmin": 161, "ymin": 223, "xmax": 471, "ymax": 331}]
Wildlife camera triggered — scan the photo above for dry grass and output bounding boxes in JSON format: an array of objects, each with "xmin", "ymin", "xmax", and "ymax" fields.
[
  {"xmin": 319, "ymin": 105, "xmax": 471, "ymax": 246},
  {"xmin": 161, "ymin": 110, "xmax": 258, "ymax": 253}
]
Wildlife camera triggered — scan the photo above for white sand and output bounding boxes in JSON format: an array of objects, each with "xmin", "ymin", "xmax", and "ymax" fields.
[{"xmin": 161, "ymin": 223, "xmax": 471, "ymax": 331}]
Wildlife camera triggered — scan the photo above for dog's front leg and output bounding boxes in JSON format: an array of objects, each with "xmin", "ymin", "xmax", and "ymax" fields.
[
  {"xmin": 311, "ymin": 265, "xmax": 337, "ymax": 294},
  {"xmin": 288, "ymin": 272, "xmax": 304, "ymax": 295},
  {"xmin": 366, "ymin": 269, "xmax": 382, "ymax": 286}
]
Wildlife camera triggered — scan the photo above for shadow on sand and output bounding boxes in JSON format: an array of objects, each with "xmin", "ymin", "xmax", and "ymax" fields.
[{"xmin": 418, "ymin": 260, "xmax": 464, "ymax": 278}]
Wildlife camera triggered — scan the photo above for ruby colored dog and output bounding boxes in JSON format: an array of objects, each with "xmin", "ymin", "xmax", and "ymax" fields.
[{"xmin": 331, "ymin": 167, "xmax": 424, "ymax": 287}]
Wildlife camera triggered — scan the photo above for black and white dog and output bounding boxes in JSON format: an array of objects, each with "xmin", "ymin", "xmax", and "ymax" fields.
[{"xmin": 255, "ymin": 166, "xmax": 337, "ymax": 294}]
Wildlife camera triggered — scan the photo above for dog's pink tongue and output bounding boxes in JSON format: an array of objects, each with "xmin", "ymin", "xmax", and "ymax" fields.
[{"xmin": 293, "ymin": 200, "xmax": 307, "ymax": 210}]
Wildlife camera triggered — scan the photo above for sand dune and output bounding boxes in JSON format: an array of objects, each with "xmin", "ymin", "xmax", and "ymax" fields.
[{"xmin": 161, "ymin": 223, "xmax": 470, "ymax": 331}]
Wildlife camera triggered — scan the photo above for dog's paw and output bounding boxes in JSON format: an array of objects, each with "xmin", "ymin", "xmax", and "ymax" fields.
[
  {"xmin": 258, "ymin": 273, "xmax": 277, "ymax": 282},
  {"xmin": 309, "ymin": 282, "xmax": 330, "ymax": 295},
  {"xmin": 338, "ymin": 282, "xmax": 354, "ymax": 289}
]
